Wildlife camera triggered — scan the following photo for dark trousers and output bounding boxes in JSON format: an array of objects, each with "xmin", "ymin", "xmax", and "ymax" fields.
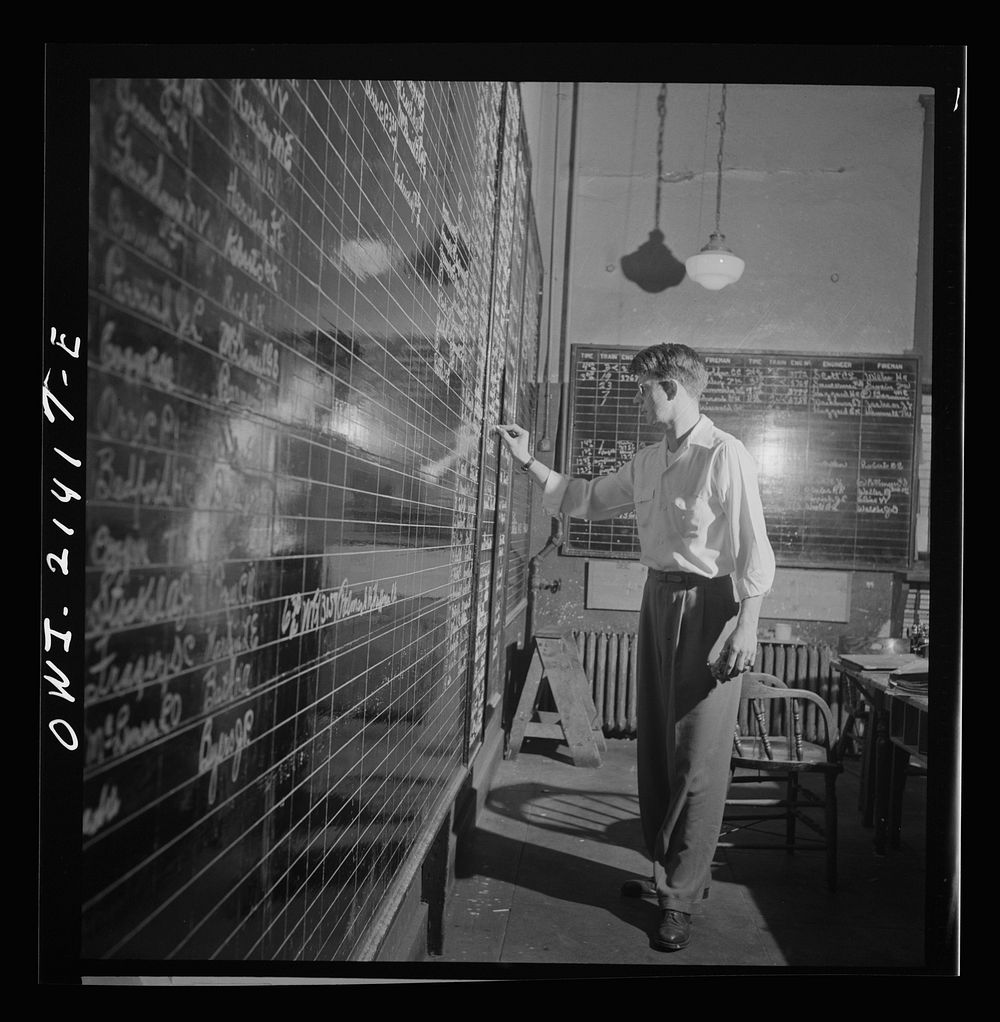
[{"xmin": 636, "ymin": 570, "xmax": 740, "ymax": 914}]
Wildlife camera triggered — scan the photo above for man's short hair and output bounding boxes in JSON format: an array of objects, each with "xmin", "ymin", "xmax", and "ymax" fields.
[{"xmin": 628, "ymin": 343, "xmax": 709, "ymax": 399}]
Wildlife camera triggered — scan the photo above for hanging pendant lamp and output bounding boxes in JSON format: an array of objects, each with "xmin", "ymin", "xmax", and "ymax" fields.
[{"xmin": 686, "ymin": 84, "xmax": 745, "ymax": 291}]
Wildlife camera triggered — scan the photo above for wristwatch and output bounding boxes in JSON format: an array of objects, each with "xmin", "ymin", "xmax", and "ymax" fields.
[{"xmin": 519, "ymin": 456, "xmax": 535, "ymax": 473}]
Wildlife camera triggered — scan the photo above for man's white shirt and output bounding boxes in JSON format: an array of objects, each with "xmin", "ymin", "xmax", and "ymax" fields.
[{"xmin": 542, "ymin": 415, "xmax": 775, "ymax": 601}]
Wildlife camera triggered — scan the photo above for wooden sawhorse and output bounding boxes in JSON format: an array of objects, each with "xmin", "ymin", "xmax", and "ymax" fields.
[{"xmin": 507, "ymin": 630, "xmax": 606, "ymax": 768}]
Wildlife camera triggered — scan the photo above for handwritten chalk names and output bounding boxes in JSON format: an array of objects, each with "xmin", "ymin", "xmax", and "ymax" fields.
[
  {"xmin": 361, "ymin": 80, "xmax": 428, "ymax": 230},
  {"xmin": 103, "ymin": 86, "xmax": 212, "ymax": 236},
  {"xmin": 396, "ymin": 80, "xmax": 428, "ymax": 178},
  {"xmin": 231, "ymin": 78, "xmax": 295, "ymax": 173}
]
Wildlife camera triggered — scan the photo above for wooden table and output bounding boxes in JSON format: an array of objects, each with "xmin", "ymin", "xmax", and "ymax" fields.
[{"xmin": 833, "ymin": 654, "xmax": 928, "ymax": 855}]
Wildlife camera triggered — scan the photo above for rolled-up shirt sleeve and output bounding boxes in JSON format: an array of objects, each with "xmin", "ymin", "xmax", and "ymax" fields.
[
  {"xmin": 542, "ymin": 461, "xmax": 636, "ymax": 521},
  {"xmin": 717, "ymin": 442, "xmax": 776, "ymax": 600}
]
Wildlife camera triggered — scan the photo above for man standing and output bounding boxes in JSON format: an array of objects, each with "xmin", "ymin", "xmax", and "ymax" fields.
[{"xmin": 497, "ymin": 342, "xmax": 774, "ymax": 952}]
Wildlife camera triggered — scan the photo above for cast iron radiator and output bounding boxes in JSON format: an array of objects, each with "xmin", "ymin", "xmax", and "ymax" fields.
[{"xmin": 570, "ymin": 631, "xmax": 850, "ymax": 743}]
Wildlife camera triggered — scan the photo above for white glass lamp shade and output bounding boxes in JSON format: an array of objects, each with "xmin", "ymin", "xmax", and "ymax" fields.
[{"xmin": 685, "ymin": 233, "xmax": 745, "ymax": 290}]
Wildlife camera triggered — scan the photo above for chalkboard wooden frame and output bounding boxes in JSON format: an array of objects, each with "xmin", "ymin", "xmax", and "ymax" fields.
[
  {"xmin": 464, "ymin": 81, "xmax": 523, "ymax": 759},
  {"xmin": 505, "ymin": 195, "xmax": 544, "ymax": 629},
  {"xmin": 562, "ymin": 344, "xmax": 922, "ymax": 571}
]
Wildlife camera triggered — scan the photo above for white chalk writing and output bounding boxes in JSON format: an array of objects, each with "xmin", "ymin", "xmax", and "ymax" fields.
[
  {"xmin": 858, "ymin": 477, "xmax": 911, "ymax": 496},
  {"xmin": 203, "ymin": 612, "xmax": 259, "ymax": 666},
  {"xmin": 82, "ymin": 784, "xmax": 122, "ymax": 837},
  {"xmin": 85, "ymin": 631, "xmax": 196, "ymax": 706},
  {"xmin": 92, "ymin": 446, "xmax": 199, "ymax": 524},
  {"xmin": 160, "ymin": 524, "xmax": 210, "ymax": 565},
  {"xmin": 87, "ymin": 566, "xmax": 194, "ymax": 633},
  {"xmin": 210, "ymin": 562, "xmax": 257, "ymax": 608},
  {"xmin": 218, "ymin": 317, "xmax": 281, "ymax": 382},
  {"xmin": 252, "ymin": 78, "xmax": 290, "ymax": 116},
  {"xmin": 810, "ymin": 394, "xmax": 863, "ymax": 420},
  {"xmin": 206, "ymin": 463, "xmax": 272, "ymax": 515},
  {"xmin": 225, "ymin": 167, "xmax": 287, "ymax": 253},
  {"xmin": 280, "ymin": 579, "xmax": 399, "ymax": 638},
  {"xmin": 393, "ymin": 160, "xmax": 421, "ymax": 228},
  {"xmin": 107, "ymin": 186, "xmax": 179, "ymax": 271},
  {"xmin": 157, "ymin": 78, "xmax": 205, "ymax": 150},
  {"xmin": 198, "ymin": 710, "xmax": 254, "ymax": 805},
  {"xmin": 857, "ymin": 476, "xmax": 910, "ymax": 519},
  {"xmin": 98, "ymin": 320, "xmax": 176, "ymax": 390},
  {"xmin": 215, "ymin": 361, "xmax": 264, "ymax": 409},
  {"xmin": 223, "ymin": 224, "xmax": 280, "ymax": 290},
  {"xmin": 231, "ymin": 133, "xmax": 280, "ymax": 197},
  {"xmin": 89, "ymin": 523, "xmax": 151, "ymax": 573},
  {"xmin": 363, "ymin": 79, "xmax": 398, "ymax": 141},
  {"xmin": 396, "ymin": 80, "xmax": 427, "ymax": 177},
  {"xmin": 102, "ymin": 245, "xmax": 205, "ymax": 342},
  {"xmin": 116, "ymin": 79, "xmax": 172, "ymax": 152},
  {"xmin": 221, "ymin": 273, "xmax": 268, "ymax": 331},
  {"xmin": 202, "ymin": 661, "xmax": 253, "ymax": 714},
  {"xmin": 857, "ymin": 499, "xmax": 900, "ymax": 517},
  {"xmin": 232, "ymin": 79, "xmax": 294, "ymax": 172},
  {"xmin": 93, "ymin": 386, "xmax": 180, "ymax": 447},
  {"xmin": 85, "ymin": 692, "xmax": 183, "ymax": 767},
  {"xmin": 805, "ymin": 479, "xmax": 849, "ymax": 512},
  {"xmin": 108, "ymin": 117, "xmax": 211, "ymax": 235},
  {"xmin": 862, "ymin": 399, "xmax": 913, "ymax": 417}
]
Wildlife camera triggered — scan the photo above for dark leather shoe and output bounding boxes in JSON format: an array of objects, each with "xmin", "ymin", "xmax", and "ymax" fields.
[
  {"xmin": 620, "ymin": 878, "xmax": 657, "ymax": 898},
  {"xmin": 650, "ymin": 909, "xmax": 691, "ymax": 951}
]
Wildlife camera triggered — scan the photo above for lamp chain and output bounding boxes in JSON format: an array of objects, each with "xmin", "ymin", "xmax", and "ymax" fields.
[
  {"xmin": 714, "ymin": 83, "xmax": 728, "ymax": 236},
  {"xmin": 654, "ymin": 82, "xmax": 667, "ymax": 229}
]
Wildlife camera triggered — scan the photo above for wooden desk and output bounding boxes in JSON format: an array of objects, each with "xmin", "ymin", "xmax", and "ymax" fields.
[
  {"xmin": 833, "ymin": 655, "xmax": 927, "ymax": 856},
  {"xmin": 887, "ymin": 688, "xmax": 929, "ymax": 765}
]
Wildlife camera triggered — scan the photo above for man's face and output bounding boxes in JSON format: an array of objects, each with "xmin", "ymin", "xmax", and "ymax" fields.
[{"xmin": 634, "ymin": 375, "xmax": 672, "ymax": 425}]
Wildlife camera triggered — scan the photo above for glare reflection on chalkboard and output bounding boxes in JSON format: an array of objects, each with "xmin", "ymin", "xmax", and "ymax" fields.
[
  {"xmin": 326, "ymin": 403, "xmax": 373, "ymax": 449},
  {"xmin": 756, "ymin": 431, "xmax": 794, "ymax": 479}
]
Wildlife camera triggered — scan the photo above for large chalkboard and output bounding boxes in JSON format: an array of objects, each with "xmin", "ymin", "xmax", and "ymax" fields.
[
  {"xmin": 83, "ymin": 79, "xmax": 538, "ymax": 961},
  {"xmin": 564, "ymin": 346, "xmax": 920, "ymax": 569}
]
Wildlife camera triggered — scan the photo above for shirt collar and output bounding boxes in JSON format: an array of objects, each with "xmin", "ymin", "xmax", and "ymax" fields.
[
  {"xmin": 687, "ymin": 414, "xmax": 714, "ymax": 447},
  {"xmin": 661, "ymin": 414, "xmax": 713, "ymax": 460}
]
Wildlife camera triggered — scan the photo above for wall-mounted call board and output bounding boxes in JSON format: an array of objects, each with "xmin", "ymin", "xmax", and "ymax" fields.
[
  {"xmin": 84, "ymin": 78, "xmax": 541, "ymax": 961},
  {"xmin": 564, "ymin": 346, "xmax": 919, "ymax": 570}
]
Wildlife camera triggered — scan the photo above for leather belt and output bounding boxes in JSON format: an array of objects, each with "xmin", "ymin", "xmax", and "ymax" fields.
[{"xmin": 648, "ymin": 569, "xmax": 729, "ymax": 588}]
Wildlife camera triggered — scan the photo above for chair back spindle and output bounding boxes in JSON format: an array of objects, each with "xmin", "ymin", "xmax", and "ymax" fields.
[
  {"xmin": 751, "ymin": 699, "xmax": 773, "ymax": 759},
  {"xmin": 790, "ymin": 699, "xmax": 803, "ymax": 760}
]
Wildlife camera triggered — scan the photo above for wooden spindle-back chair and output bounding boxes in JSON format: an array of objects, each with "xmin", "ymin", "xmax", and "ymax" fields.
[{"xmin": 721, "ymin": 672, "xmax": 844, "ymax": 891}]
